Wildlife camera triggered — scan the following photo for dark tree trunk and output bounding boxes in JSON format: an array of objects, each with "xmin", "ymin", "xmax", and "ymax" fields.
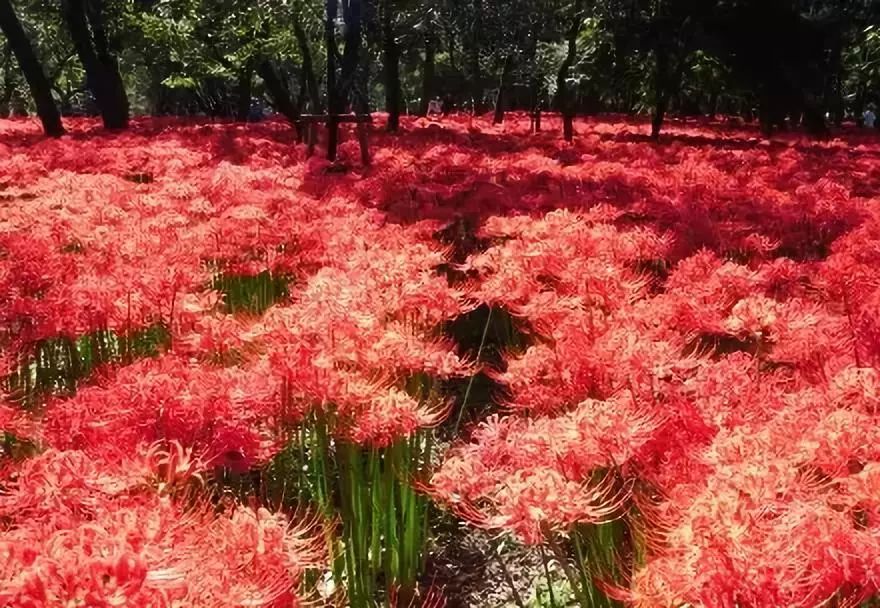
[
  {"xmin": 235, "ymin": 60, "xmax": 254, "ymax": 122},
  {"xmin": 0, "ymin": 0, "xmax": 64, "ymax": 136},
  {"xmin": 532, "ymin": 62, "xmax": 542, "ymax": 132},
  {"xmin": 418, "ymin": 29, "xmax": 435, "ymax": 116},
  {"xmin": 527, "ymin": 19, "xmax": 542, "ymax": 133},
  {"xmin": 87, "ymin": 0, "xmax": 128, "ymax": 118},
  {"xmin": 326, "ymin": 0, "xmax": 340, "ymax": 160},
  {"xmin": 341, "ymin": 0, "xmax": 365, "ymax": 113},
  {"xmin": 854, "ymin": 82, "xmax": 866, "ymax": 124},
  {"xmin": 530, "ymin": 66, "xmax": 543, "ymax": 132},
  {"xmin": 341, "ymin": 0, "xmax": 370, "ymax": 165},
  {"xmin": 62, "ymin": 0, "xmax": 128, "ymax": 129},
  {"xmin": 803, "ymin": 94, "xmax": 828, "ymax": 137},
  {"xmin": 493, "ymin": 54, "xmax": 513, "ymax": 124},
  {"xmin": 816, "ymin": 27, "xmax": 842, "ymax": 130},
  {"xmin": 556, "ymin": 1, "xmax": 580, "ymax": 142},
  {"xmin": 148, "ymin": 67, "xmax": 165, "ymax": 115},
  {"xmin": 852, "ymin": 38, "xmax": 870, "ymax": 122},
  {"xmin": 293, "ymin": 20, "xmax": 322, "ymax": 113},
  {"xmin": 382, "ymin": 0, "xmax": 401, "ymax": 132},
  {"xmin": 758, "ymin": 98, "xmax": 774, "ymax": 137},
  {"xmin": 258, "ymin": 60, "xmax": 302, "ymax": 138},
  {"xmin": 1, "ymin": 43, "xmax": 14, "ymax": 117},
  {"xmin": 651, "ymin": 41, "xmax": 670, "ymax": 140},
  {"xmin": 469, "ymin": 0, "xmax": 483, "ymax": 113},
  {"xmin": 445, "ymin": 20, "xmax": 457, "ymax": 72}
]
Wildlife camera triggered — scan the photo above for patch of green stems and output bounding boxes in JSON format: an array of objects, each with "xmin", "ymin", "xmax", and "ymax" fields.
[
  {"xmin": 293, "ymin": 411, "xmax": 433, "ymax": 607},
  {"xmin": 211, "ymin": 269, "xmax": 289, "ymax": 314},
  {"xmin": 544, "ymin": 519, "xmax": 632, "ymax": 608},
  {"xmin": 4, "ymin": 324, "xmax": 169, "ymax": 405}
]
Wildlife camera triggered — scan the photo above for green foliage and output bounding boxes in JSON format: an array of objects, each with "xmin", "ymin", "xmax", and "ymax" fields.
[
  {"xmin": 3, "ymin": 0, "xmax": 877, "ymax": 124},
  {"xmin": 211, "ymin": 270, "xmax": 290, "ymax": 314},
  {"xmin": 292, "ymin": 413, "xmax": 434, "ymax": 607},
  {"xmin": 845, "ymin": 24, "xmax": 880, "ymax": 107},
  {"xmin": 524, "ymin": 574, "xmax": 577, "ymax": 608},
  {"xmin": 3, "ymin": 324, "xmax": 171, "ymax": 406}
]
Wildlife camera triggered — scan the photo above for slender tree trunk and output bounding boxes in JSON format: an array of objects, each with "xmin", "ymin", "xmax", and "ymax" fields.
[
  {"xmin": 532, "ymin": 67, "xmax": 542, "ymax": 133},
  {"xmin": 235, "ymin": 60, "xmax": 254, "ymax": 122},
  {"xmin": 258, "ymin": 60, "xmax": 302, "ymax": 138},
  {"xmin": 651, "ymin": 40, "xmax": 670, "ymax": 140},
  {"xmin": 557, "ymin": 0, "xmax": 580, "ymax": 142},
  {"xmin": 62, "ymin": 0, "xmax": 128, "ymax": 129},
  {"xmin": 758, "ymin": 94, "xmax": 774, "ymax": 136},
  {"xmin": 831, "ymin": 40, "xmax": 844, "ymax": 127},
  {"xmin": 87, "ymin": 0, "xmax": 128, "ymax": 122},
  {"xmin": 293, "ymin": 20, "xmax": 322, "ymax": 112},
  {"xmin": 854, "ymin": 82, "xmax": 866, "ymax": 124},
  {"xmin": 418, "ymin": 29, "xmax": 435, "ymax": 116},
  {"xmin": 382, "ymin": 0, "xmax": 401, "ymax": 131},
  {"xmin": 0, "ymin": 43, "xmax": 13, "ymax": 117},
  {"xmin": 527, "ymin": 19, "xmax": 542, "ymax": 133},
  {"xmin": 493, "ymin": 54, "xmax": 513, "ymax": 124},
  {"xmin": 469, "ymin": 0, "xmax": 483, "ymax": 113},
  {"xmin": 445, "ymin": 20, "xmax": 457, "ymax": 72},
  {"xmin": 326, "ymin": 0, "xmax": 340, "ymax": 160},
  {"xmin": 342, "ymin": 0, "xmax": 370, "ymax": 165},
  {"xmin": 148, "ymin": 65, "xmax": 165, "ymax": 115},
  {"xmin": 0, "ymin": 0, "xmax": 64, "ymax": 136},
  {"xmin": 341, "ymin": 0, "xmax": 365, "ymax": 113}
]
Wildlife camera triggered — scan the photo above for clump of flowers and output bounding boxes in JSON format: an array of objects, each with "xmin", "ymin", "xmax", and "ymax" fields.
[{"xmin": 0, "ymin": 448, "xmax": 323, "ymax": 607}]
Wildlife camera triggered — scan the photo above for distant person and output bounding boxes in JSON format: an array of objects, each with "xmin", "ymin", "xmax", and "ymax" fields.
[
  {"xmin": 864, "ymin": 106, "xmax": 877, "ymax": 129},
  {"xmin": 427, "ymin": 97, "xmax": 443, "ymax": 117}
]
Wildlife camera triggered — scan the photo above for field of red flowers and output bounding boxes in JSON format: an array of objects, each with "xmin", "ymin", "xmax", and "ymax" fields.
[{"xmin": 2, "ymin": 113, "xmax": 880, "ymax": 607}]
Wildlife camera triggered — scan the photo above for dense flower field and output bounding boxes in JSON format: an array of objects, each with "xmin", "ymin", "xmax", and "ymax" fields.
[{"xmin": 2, "ymin": 113, "xmax": 880, "ymax": 607}]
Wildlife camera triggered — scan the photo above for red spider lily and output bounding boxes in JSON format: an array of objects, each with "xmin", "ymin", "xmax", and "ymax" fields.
[
  {"xmin": 41, "ymin": 356, "xmax": 284, "ymax": 469},
  {"xmin": 431, "ymin": 391, "xmax": 660, "ymax": 543},
  {"xmin": 0, "ymin": 450, "xmax": 323, "ymax": 607}
]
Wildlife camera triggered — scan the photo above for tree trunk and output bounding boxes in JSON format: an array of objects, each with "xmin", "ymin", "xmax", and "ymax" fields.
[
  {"xmin": 258, "ymin": 60, "xmax": 301, "ymax": 138},
  {"xmin": 556, "ymin": 1, "xmax": 580, "ymax": 142},
  {"xmin": 293, "ymin": 20, "xmax": 322, "ymax": 113},
  {"xmin": 493, "ymin": 54, "xmax": 513, "ymax": 124},
  {"xmin": 62, "ymin": 0, "xmax": 128, "ymax": 129},
  {"xmin": 0, "ymin": 0, "xmax": 64, "ymax": 136},
  {"xmin": 235, "ymin": 60, "xmax": 254, "ymax": 122},
  {"xmin": 418, "ymin": 29, "xmax": 435, "ymax": 116},
  {"xmin": 382, "ymin": 0, "xmax": 401, "ymax": 132},
  {"xmin": 342, "ymin": 0, "xmax": 370, "ymax": 164},
  {"xmin": 525, "ymin": 18, "xmax": 542, "ymax": 133},
  {"xmin": 1, "ymin": 42, "xmax": 14, "ymax": 117},
  {"xmin": 469, "ymin": 0, "xmax": 483, "ymax": 113},
  {"xmin": 651, "ymin": 40, "xmax": 670, "ymax": 140},
  {"xmin": 831, "ymin": 39, "xmax": 844, "ymax": 127},
  {"xmin": 326, "ymin": 0, "xmax": 340, "ymax": 160},
  {"xmin": 445, "ymin": 20, "xmax": 457, "ymax": 72},
  {"xmin": 341, "ymin": 0, "xmax": 366, "ymax": 113},
  {"xmin": 86, "ymin": 0, "xmax": 128, "ymax": 122},
  {"xmin": 854, "ymin": 82, "xmax": 866, "ymax": 124}
]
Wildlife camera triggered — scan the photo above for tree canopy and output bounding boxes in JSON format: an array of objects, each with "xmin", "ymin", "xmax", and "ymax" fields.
[{"xmin": 0, "ymin": 0, "xmax": 878, "ymax": 138}]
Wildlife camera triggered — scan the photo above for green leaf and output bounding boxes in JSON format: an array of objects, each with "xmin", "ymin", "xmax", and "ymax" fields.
[{"xmin": 161, "ymin": 74, "xmax": 198, "ymax": 89}]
